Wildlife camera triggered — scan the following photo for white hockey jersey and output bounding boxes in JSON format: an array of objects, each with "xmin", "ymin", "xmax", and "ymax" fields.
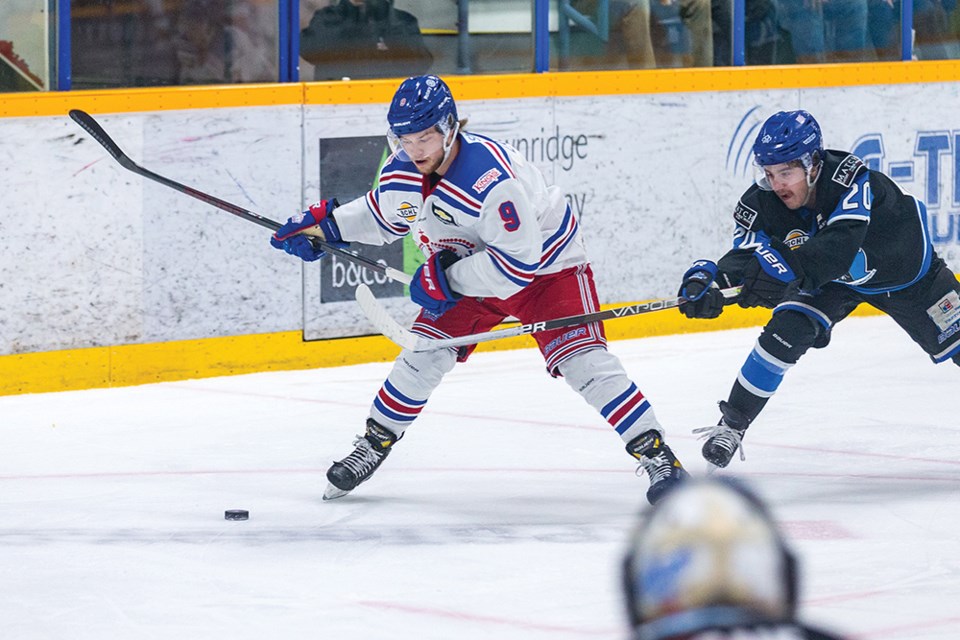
[{"xmin": 332, "ymin": 132, "xmax": 587, "ymax": 300}]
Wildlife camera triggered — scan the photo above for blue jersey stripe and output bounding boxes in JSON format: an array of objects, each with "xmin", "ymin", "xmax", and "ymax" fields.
[
  {"xmin": 488, "ymin": 244, "xmax": 539, "ymax": 272},
  {"xmin": 541, "ymin": 209, "xmax": 578, "ymax": 269},
  {"xmin": 488, "ymin": 257, "xmax": 535, "ymax": 286},
  {"xmin": 433, "ymin": 188, "xmax": 482, "ymax": 217},
  {"xmin": 849, "ymin": 196, "xmax": 932, "ymax": 294},
  {"xmin": 380, "ymin": 182, "xmax": 422, "ymax": 195}
]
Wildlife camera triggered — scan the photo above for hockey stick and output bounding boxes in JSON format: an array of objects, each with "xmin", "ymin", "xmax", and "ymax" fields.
[
  {"xmin": 356, "ymin": 283, "xmax": 742, "ymax": 351},
  {"xmin": 68, "ymin": 109, "xmax": 412, "ymax": 285}
]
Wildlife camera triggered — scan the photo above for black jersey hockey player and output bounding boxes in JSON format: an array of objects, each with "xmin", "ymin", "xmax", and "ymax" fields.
[
  {"xmin": 270, "ymin": 75, "xmax": 690, "ymax": 504},
  {"xmin": 677, "ymin": 109, "xmax": 960, "ymax": 469}
]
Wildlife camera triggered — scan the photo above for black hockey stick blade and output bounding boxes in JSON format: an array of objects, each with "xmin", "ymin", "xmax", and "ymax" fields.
[
  {"xmin": 69, "ymin": 109, "xmax": 140, "ymax": 174},
  {"xmin": 69, "ymin": 109, "xmax": 411, "ymax": 285},
  {"xmin": 69, "ymin": 108, "xmax": 286, "ymax": 232}
]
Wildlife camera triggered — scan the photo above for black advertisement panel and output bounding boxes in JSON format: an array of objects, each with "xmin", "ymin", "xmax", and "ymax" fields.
[{"xmin": 318, "ymin": 136, "xmax": 405, "ymax": 303}]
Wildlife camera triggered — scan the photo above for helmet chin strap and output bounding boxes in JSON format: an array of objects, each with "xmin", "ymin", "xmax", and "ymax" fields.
[
  {"xmin": 803, "ymin": 150, "xmax": 822, "ymax": 187},
  {"xmin": 799, "ymin": 164, "xmax": 822, "ymax": 207},
  {"xmin": 440, "ymin": 120, "xmax": 461, "ymax": 166},
  {"xmin": 804, "ymin": 160, "xmax": 821, "ymax": 188}
]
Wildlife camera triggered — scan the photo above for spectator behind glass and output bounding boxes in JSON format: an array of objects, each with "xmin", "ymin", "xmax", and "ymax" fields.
[
  {"xmin": 712, "ymin": 0, "xmax": 794, "ymax": 65},
  {"xmin": 869, "ymin": 0, "xmax": 960, "ymax": 60},
  {"xmin": 622, "ymin": 477, "xmax": 848, "ymax": 640},
  {"xmin": 570, "ymin": 0, "xmax": 714, "ymax": 67},
  {"xmin": 777, "ymin": 0, "xmax": 869, "ymax": 62},
  {"xmin": 173, "ymin": 0, "xmax": 277, "ymax": 84},
  {"xmin": 300, "ymin": 0, "xmax": 433, "ymax": 80}
]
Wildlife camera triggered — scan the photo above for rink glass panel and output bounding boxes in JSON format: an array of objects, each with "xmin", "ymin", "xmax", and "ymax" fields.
[
  {"xmin": 7, "ymin": 0, "xmax": 960, "ymax": 92},
  {"xmin": 0, "ymin": 0, "xmax": 53, "ymax": 91},
  {"xmin": 70, "ymin": 0, "xmax": 280, "ymax": 89}
]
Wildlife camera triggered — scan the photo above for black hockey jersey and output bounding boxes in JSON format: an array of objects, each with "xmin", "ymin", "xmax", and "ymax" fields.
[
  {"xmin": 634, "ymin": 617, "xmax": 847, "ymax": 640},
  {"xmin": 718, "ymin": 150, "xmax": 934, "ymax": 295},
  {"xmin": 651, "ymin": 622, "xmax": 846, "ymax": 639}
]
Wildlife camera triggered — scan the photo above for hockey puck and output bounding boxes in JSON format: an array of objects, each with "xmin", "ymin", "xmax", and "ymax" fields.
[{"xmin": 224, "ymin": 509, "xmax": 249, "ymax": 521}]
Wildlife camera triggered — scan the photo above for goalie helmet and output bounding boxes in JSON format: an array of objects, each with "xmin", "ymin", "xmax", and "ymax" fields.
[
  {"xmin": 622, "ymin": 478, "xmax": 798, "ymax": 640},
  {"xmin": 386, "ymin": 75, "xmax": 460, "ymax": 163}
]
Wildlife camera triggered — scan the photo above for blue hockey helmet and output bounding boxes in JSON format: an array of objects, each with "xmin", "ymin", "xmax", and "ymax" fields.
[
  {"xmin": 386, "ymin": 75, "xmax": 460, "ymax": 163},
  {"xmin": 753, "ymin": 110, "xmax": 823, "ymax": 168},
  {"xmin": 387, "ymin": 75, "xmax": 458, "ymax": 137}
]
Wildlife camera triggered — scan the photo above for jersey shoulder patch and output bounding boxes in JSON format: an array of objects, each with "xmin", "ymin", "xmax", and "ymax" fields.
[
  {"xmin": 457, "ymin": 133, "xmax": 516, "ymax": 199},
  {"xmin": 734, "ymin": 199, "xmax": 759, "ymax": 230},
  {"xmin": 831, "ymin": 154, "xmax": 866, "ymax": 188},
  {"xmin": 431, "ymin": 134, "xmax": 519, "ymax": 219}
]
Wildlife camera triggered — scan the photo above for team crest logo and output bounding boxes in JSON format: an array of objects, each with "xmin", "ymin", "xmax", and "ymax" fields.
[
  {"xmin": 835, "ymin": 249, "xmax": 876, "ymax": 286},
  {"xmin": 397, "ymin": 201, "xmax": 419, "ymax": 222},
  {"xmin": 432, "ymin": 203, "xmax": 457, "ymax": 226},
  {"xmin": 783, "ymin": 229, "xmax": 808, "ymax": 249}
]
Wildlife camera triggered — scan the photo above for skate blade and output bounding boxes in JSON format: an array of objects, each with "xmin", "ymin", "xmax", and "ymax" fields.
[
  {"xmin": 705, "ymin": 462, "xmax": 722, "ymax": 476},
  {"xmin": 322, "ymin": 483, "xmax": 351, "ymax": 501}
]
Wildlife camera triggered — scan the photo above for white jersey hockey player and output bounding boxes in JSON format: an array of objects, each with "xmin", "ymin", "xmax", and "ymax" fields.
[{"xmin": 270, "ymin": 75, "xmax": 688, "ymax": 504}]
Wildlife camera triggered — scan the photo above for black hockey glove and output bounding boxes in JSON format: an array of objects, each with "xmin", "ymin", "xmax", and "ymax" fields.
[
  {"xmin": 738, "ymin": 240, "xmax": 804, "ymax": 309},
  {"xmin": 678, "ymin": 260, "xmax": 725, "ymax": 319}
]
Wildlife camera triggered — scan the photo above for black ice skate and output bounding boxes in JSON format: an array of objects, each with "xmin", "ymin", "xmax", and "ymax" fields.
[
  {"xmin": 323, "ymin": 419, "xmax": 400, "ymax": 501},
  {"xmin": 626, "ymin": 430, "xmax": 690, "ymax": 505},
  {"xmin": 693, "ymin": 401, "xmax": 752, "ymax": 470}
]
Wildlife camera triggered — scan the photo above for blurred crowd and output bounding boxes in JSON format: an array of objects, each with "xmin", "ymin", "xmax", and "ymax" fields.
[{"xmin": 3, "ymin": 0, "xmax": 960, "ymax": 91}]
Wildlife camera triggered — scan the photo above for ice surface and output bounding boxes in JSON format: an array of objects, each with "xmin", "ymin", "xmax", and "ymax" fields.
[{"xmin": 2, "ymin": 316, "xmax": 958, "ymax": 639}]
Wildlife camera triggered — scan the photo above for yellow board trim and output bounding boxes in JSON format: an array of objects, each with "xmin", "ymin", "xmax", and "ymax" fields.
[
  {"xmin": 0, "ymin": 84, "xmax": 306, "ymax": 118},
  {"xmin": 6, "ymin": 60, "xmax": 960, "ymax": 118},
  {"xmin": 0, "ymin": 303, "xmax": 884, "ymax": 396}
]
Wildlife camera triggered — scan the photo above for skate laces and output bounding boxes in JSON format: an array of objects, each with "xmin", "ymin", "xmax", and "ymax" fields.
[
  {"xmin": 338, "ymin": 435, "xmax": 385, "ymax": 477},
  {"xmin": 693, "ymin": 423, "xmax": 747, "ymax": 462},
  {"xmin": 638, "ymin": 452, "xmax": 676, "ymax": 485}
]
